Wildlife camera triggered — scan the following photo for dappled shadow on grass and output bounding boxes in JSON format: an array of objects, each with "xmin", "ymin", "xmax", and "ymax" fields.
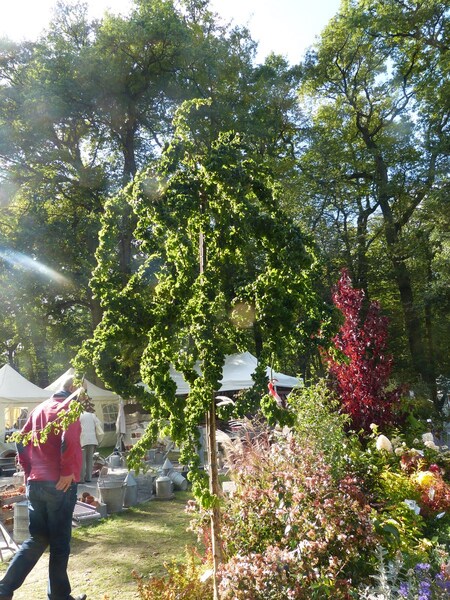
[
  {"xmin": 71, "ymin": 493, "xmax": 196, "ymax": 578},
  {"xmin": 0, "ymin": 494, "xmax": 198, "ymax": 599}
]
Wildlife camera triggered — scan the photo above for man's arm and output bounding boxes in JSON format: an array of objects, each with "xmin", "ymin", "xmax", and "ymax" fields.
[{"xmin": 56, "ymin": 474, "xmax": 76, "ymax": 491}]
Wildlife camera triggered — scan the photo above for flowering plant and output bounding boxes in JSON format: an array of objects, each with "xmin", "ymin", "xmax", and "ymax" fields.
[
  {"xmin": 414, "ymin": 471, "xmax": 450, "ymax": 518},
  {"xmin": 367, "ymin": 429, "xmax": 450, "ymax": 572},
  {"xmin": 397, "ymin": 562, "xmax": 450, "ymax": 599},
  {"xmin": 374, "ymin": 432, "xmax": 450, "ymax": 519},
  {"xmin": 358, "ymin": 549, "xmax": 450, "ymax": 600},
  {"xmin": 215, "ymin": 427, "xmax": 378, "ymax": 598}
]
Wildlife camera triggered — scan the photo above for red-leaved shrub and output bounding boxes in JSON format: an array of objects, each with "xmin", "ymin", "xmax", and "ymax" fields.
[{"xmin": 324, "ymin": 269, "xmax": 402, "ymax": 432}]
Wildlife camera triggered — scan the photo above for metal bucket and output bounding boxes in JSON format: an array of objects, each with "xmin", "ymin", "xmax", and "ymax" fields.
[
  {"xmin": 155, "ymin": 476, "xmax": 173, "ymax": 500},
  {"xmin": 97, "ymin": 480, "xmax": 125, "ymax": 513},
  {"xmin": 13, "ymin": 500, "xmax": 29, "ymax": 544},
  {"xmin": 108, "ymin": 454, "xmax": 123, "ymax": 468},
  {"xmin": 168, "ymin": 470, "xmax": 188, "ymax": 491},
  {"xmin": 123, "ymin": 472, "xmax": 138, "ymax": 507}
]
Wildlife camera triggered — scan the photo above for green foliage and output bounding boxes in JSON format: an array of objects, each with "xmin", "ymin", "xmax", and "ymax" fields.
[
  {"xmin": 132, "ymin": 547, "xmax": 213, "ymax": 600},
  {"xmin": 373, "ymin": 502, "xmax": 428, "ymax": 567},
  {"xmin": 215, "ymin": 427, "xmax": 377, "ymax": 598},
  {"xmin": 259, "ymin": 393, "xmax": 295, "ymax": 427},
  {"xmin": 298, "ymin": 0, "xmax": 449, "ymax": 388},
  {"xmin": 287, "ymin": 379, "xmax": 352, "ymax": 478},
  {"xmin": 378, "ymin": 470, "xmax": 422, "ymax": 506},
  {"xmin": 9, "ymin": 397, "xmax": 83, "ymax": 446}
]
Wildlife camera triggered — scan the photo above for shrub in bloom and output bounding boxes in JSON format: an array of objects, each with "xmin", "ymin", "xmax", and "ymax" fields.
[
  {"xmin": 217, "ymin": 429, "xmax": 377, "ymax": 598},
  {"xmin": 400, "ymin": 450, "xmax": 423, "ymax": 474},
  {"xmin": 218, "ymin": 545, "xmax": 352, "ymax": 600},
  {"xmin": 355, "ymin": 431, "xmax": 450, "ymax": 569},
  {"xmin": 376, "ymin": 434, "xmax": 394, "ymax": 453},
  {"xmin": 416, "ymin": 471, "xmax": 437, "ymax": 488}
]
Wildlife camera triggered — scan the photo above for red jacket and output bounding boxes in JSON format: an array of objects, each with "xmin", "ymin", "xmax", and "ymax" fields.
[{"xmin": 18, "ymin": 393, "xmax": 82, "ymax": 483}]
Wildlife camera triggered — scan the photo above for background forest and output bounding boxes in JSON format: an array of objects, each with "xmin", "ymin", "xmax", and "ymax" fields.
[{"xmin": 0, "ymin": 0, "xmax": 448, "ymax": 404}]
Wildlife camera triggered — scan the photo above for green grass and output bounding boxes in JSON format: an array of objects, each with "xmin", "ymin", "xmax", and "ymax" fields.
[
  {"xmin": 97, "ymin": 445, "xmax": 115, "ymax": 458},
  {"xmin": 1, "ymin": 492, "xmax": 197, "ymax": 600}
]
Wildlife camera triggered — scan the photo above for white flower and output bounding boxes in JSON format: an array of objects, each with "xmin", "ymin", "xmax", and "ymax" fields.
[
  {"xmin": 422, "ymin": 432, "xmax": 434, "ymax": 443},
  {"xmin": 395, "ymin": 447, "xmax": 403, "ymax": 456},
  {"xmin": 404, "ymin": 499, "xmax": 421, "ymax": 515},
  {"xmin": 376, "ymin": 434, "xmax": 393, "ymax": 453},
  {"xmin": 424, "ymin": 440, "xmax": 440, "ymax": 451}
]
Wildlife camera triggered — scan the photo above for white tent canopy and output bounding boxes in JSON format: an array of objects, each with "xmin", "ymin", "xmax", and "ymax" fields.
[
  {"xmin": 0, "ymin": 364, "xmax": 48, "ymax": 442},
  {"xmin": 145, "ymin": 352, "xmax": 301, "ymax": 396},
  {"xmin": 46, "ymin": 368, "xmax": 121, "ymax": 447},
  {"xmin": 45, "ymin": 367, "xmax": 119, "ymax": 400},
  {"xmin": 219, "ymin": 352, "xmax": 300, "ymax": 391}
]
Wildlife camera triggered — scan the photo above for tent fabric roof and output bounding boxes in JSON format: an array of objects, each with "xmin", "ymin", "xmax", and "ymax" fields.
[
  {"xmin": 45, "ymin": 368, "xmax": 120, "ymax": 402},
  {"xmin": 0, "ymin": 364, "xmax": 48, "ymax": 401},
  {"xmin": 220, "ymin": 351, "xmax": 299, "ymax": 391},
  {"xmin": 165, "ymin": 352, "xmax": 301, "ymax": 395}
]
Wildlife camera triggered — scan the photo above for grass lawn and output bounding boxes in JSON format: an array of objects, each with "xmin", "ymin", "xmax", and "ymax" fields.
[{"xmin": 0, "ymin": 492, "xmax": 196, "ymax": 600}]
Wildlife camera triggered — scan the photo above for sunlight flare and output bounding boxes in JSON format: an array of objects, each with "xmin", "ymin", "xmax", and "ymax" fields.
[{"xmin": 0, "ymin": 248, "xmax": 71, "ymax": 286}]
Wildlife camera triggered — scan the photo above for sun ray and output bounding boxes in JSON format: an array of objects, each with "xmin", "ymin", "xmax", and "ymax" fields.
[{"xmin": 0, "ymin": 248, "xmax": 71, "ymax": 286}]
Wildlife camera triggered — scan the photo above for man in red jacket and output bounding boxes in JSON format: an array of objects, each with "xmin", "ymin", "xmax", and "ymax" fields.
[{"xmin": 0, "ymin": 377, "xmax": 87, "ymax": 600}]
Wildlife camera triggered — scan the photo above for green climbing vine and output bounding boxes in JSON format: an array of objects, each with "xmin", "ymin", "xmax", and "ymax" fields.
[
  {"xmin": 80, "ymin": 99, "xmax": 319, "ymax": 504},
  {"xmin": 9, "ymin": 392, "xmax": 85, "ymax": 446}
]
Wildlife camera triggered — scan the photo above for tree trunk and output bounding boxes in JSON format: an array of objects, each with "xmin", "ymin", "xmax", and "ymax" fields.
[
  {"xmin": 358, "ymin": 129, "xmax": 433, "ymax": 389},
  {"xmin": 206, "ymin": 403, "xmax": 223, "ymax": 600},
  {"xmin": 30, "ymin": 317, "xmax": 49, "ymax": 387},
  {"xmin": 389, "ymin": 253, "xmax": 433, "ymax": 383},
  {"xmin": 424, "ymin": 245, "xmax": 438, "ymax": 405},
  {"xmin": 117, "ymin": 122, "xmax": 138, "ymax": 284},
  {"xmin": 199, "ymin": 194, "xmax": 222, "ymax": 598}
]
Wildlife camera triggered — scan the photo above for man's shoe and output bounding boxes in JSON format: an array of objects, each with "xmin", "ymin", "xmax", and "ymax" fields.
[{"xmin": 0, "ymin": 595, "xmax": 13, "ymax": 600}]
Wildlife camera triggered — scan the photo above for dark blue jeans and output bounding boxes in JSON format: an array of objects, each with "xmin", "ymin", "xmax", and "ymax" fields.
[{"xmin": 0, "ymin": 481, "xmax": 77, "ymax": 600}]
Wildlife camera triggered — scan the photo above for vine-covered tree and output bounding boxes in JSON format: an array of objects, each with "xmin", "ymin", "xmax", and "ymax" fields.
[{"xmin": 79, "ymin": 99, "xmax": 319, "ymax": 594}]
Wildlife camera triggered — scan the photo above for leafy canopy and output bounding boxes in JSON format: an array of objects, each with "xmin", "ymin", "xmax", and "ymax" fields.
[{"xmin": 86, "ymin": 99, "xmax": 318, "ymax": 501}]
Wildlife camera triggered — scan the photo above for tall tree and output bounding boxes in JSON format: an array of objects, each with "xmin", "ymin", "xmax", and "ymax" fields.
[
  {"xmin": 0, "ymin": 0, "xmax": 260, "ymax": 378},
  {"xmin": 0, "ymin": 3, "xmax": 105, "ymax": 381},
  {"xmin": 1, "ymin": 0, "xmax": 317, "ymax": 382},
  {"xmin": 82, "ymin": 98, "xmax": 317, "ymax": 594},
  {"xmin": 299, "ymin": 0, "xmax": 449, "ymax": 392}
]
